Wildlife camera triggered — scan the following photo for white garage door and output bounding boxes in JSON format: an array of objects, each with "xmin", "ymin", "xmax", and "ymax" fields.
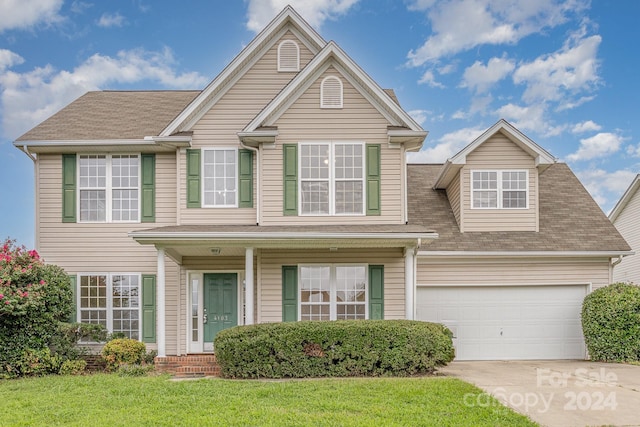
[{"xmin": 416, "ymin": 285, "xmax": 587, "ymax": 360}]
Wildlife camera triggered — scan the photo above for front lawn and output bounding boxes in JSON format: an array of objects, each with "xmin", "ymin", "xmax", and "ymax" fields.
[{"xmin": 0, "ymin": 374, "xmax": 537, "ymax": 426}]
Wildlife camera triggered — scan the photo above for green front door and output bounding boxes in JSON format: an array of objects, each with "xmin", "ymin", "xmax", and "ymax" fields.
[{"xmin": 203, "ymin": 273, "xmax": 238, "ymax": 344}]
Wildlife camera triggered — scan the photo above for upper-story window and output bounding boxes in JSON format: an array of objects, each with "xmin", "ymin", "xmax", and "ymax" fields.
[
  {"xmin": 471, "ymin": 170, "xmax": 528, "ymax": 209},
  {"xmin": 278, "ymin": 40, "xmax": 299, "ymax": 72},
  {"xmin": 79, "ymin": 154, "xmax": 139, "ymax": 222},
  {"xmin": 202, "ymin": 148, "xmax": 237, "ymax": 207},
  {"xmin": 320, "ymin": 76, "xmax": 343, "ymax": 108},
  {"xmin": 299, "ymin": 142, "xmax": 364, "ymax": 215}
]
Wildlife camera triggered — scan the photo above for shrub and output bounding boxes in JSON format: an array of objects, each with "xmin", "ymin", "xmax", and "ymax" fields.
[
  {"xmin": 5, "ymin": 348, "xmax": 62, "ymax": 378},
  {"xmin": 0, "ymin": 239, "xmax": 73, "ymax": 378},
  {"xmin": 50, "ymin": 322, "xmax": 109, "ymax": 360},
  {"xmin": 102, "ymin": 338, "xmax": 147, "ymax": 371},
  {"xmin": 582, "ymin": 282, "xmax": 640, "ymax": 362},
  {"xmin": 214, "ymin": 320, "xmax": 454, "ymax": 379},
  {"xmin": 116, "ymin": 363, "xmax": 156, "ymax": 377},
  {"xmin": 59, "ymin": 359, "xmax": 87, "ymax": 375}
]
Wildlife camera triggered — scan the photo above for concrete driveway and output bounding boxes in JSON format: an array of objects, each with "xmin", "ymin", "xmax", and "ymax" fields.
[{"xmin": 440, "ymin": 360, "xmax": 640, "ymax": 427}]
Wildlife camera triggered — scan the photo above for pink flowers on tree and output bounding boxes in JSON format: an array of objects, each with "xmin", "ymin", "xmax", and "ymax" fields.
[{"xmin": 0, "ymin": 240, "xmax": 47, "ymax": 316}]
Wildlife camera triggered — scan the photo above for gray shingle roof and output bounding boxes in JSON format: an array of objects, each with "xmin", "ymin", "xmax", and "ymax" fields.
[
  {"xmin": 408, "ymin": 163, "xmax": 631, "ymax": 252},
  {"xmin": 16, "ymin": 91, "xmax": 200, "ymax": 141}
]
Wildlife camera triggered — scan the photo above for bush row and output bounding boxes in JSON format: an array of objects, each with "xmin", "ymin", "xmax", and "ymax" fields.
[{"xmin": 214, "ymin": 319, "xmax": 454, "ymax": 378}]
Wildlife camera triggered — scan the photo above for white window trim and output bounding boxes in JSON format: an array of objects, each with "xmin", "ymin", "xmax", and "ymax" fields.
[
  {"xmin": 298, "ymin": 141, "xmax": 365, "ymax": 216},
  {"xmin": 277, "ymin": 39, "xmax": 300, "ymax": 72},
  {"xmin": 201, "ymin": 147, "xmax": 239, "ymax": 208},
  {"xmin": 320, "ymin": 76, "xmax": 343, "ymax": 109},
  {"xmin": 77, "ymin": 273, "xmax": 142, "ymax": 340},
  {"xmin": 77, "ymin": 154, "xmax": 141, "ymax": 223},
  {"xmin": 470, "ymin": 169, "xmax": 529, "ymax": 210},
  {"xmin": 298, "ymin": 264, "xmax": 369, "ymax": 321}
]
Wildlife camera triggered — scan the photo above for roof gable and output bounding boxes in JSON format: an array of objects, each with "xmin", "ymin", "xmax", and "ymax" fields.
[
  {"xmin": 239, "ymin": 41, "xmax": 426, "ymax": 149},
  {"xmin": 160, "ymin": 6, "xmax": 326, "ymax": 137},
  {"xmin": 609, "ymin": 174, "xmax": 640, "ymax": 222},
  {"xmin": 434, "ymin": 119, "xmax": 556, "ymax": 189}
]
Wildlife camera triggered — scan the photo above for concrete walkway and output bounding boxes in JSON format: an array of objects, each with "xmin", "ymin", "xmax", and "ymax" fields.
[{"xmin": 440, "ymin": 360, "xmax": 640, "ymax": 427}]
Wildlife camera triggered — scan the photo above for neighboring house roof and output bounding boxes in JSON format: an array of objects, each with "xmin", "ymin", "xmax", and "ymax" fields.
[
  {"xmin": 609, "ymin": 174, "xmax": 640, "ymax": 223},
  {"xmin": 408, "ymin": 162, "xmax": 631, "ymax": 253},
  {"xmin": 433, "ymin": 119, "xmax": 556, "ymax": 189},
  {"xmin": 16, "ymin": 91, "xmax": 200, "ymax": 141}
]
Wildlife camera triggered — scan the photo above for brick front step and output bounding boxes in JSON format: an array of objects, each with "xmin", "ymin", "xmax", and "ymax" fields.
[{"xmin": 155, "ymin": 355, "xmax": 220, "ymax": 377}]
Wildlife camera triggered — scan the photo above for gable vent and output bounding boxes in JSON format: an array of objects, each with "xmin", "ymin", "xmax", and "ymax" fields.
[
  {"xmin": 320, "ymin": 76, "xmax": 343, "ymax": 109},
  {"xmin": 278, "ymin": 40, "xmax": 300, "ymax": 72}
]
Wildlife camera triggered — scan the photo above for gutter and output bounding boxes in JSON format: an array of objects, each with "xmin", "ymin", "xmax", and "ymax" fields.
[
  {"xmin": 129, "ymin": 231, "xmax": 439, "ymax": 241},
  {"xmin": 417, "ymin": 250, "xmax": 635, "ymax": 258}
]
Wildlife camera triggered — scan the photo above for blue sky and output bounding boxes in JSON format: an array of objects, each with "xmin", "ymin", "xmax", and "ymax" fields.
[{"xmin": 1, "ymin": 0, "xmax": 639, "ymax": 248}]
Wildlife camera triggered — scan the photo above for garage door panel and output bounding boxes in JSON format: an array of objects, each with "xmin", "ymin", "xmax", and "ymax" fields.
[{"xmin": 416, "ymin": 285, "xmax": 587, "ymax": 360}]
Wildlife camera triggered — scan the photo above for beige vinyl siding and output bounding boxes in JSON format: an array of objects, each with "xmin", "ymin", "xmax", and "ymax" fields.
[
  {"xmin": 461, "ymin": 133, "xmax": 538, "ymax": 232},
  {"xmin": 262, "ymin": 66, "xmax": 404, "ymax": 225},
  {"xmin": 447, "ymin": 170, "xmax": 462, "ymax": 227},
  {"xmin": 259, "ymin": 248, "xmax": 405, "ymax": 323},
  {"xmin": 180, "ymin": 32, "xmax": 313, "ymax": 225},
  {"xmin": 612, "ymin": 188, "xmax": 640, "ymax": 284},
  {"xmin": 417, "ymin": 257, "xmax": 611, "ymax": 290}
]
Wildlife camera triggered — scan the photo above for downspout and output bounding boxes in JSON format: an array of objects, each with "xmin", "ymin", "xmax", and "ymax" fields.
[
  {"xmin": 239, "ymin": 140, "xmax": 260, "ymax": 225},
  {"xmin": 610, "ymin": 255, "xmax": 625, "ymax": 284}
]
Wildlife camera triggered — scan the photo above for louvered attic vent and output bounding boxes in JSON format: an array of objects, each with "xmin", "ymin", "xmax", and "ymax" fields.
[
  {"xmin": 278, "ymin": 40, "xmax": 299, "ymax": 72},
  {"xmin": 320, "ymin": 76, "xmax": 343, "ymax": 108}
]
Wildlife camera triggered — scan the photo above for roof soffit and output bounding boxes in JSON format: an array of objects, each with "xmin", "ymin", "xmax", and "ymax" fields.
[
  {"xmin": 242, "ymin": 41, "xmax": 425, "ymax": 136},
  {"xmin": 160, "ymin": 6, "xmax": 326, "ymax": 137}
]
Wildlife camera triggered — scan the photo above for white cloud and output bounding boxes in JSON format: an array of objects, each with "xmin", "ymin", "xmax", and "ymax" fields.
[
  {"xmin": 575, "ymin": 168, "xmax": 637, "ymax": 210},
  {"xmin": 97, "ymin": 12, "xmax": 126, "ymax": 28},
  {"xmin": 407, "ymin": 126, "xmax": 485, "ymax": 163},
  {"xmin": 0, "ymin": 47, "xmax": 208, "ymax": 139},
  {"xmin": 572, "ymin": 120, "xmax": 601, "ymax": 134},
  {"xmin": 496, "ymin": 102, "xmax": 546, "ymax": 132},
  {"xmin": 408, "ymin": 109, "xmax": 430, "ymax": 126},
  {"xmin": 0, "ymin": 0, "xmax": 63, "ymax": 32},
  {"xmin": 461, "ymin": 56, "xmax": 515, "ymax": 93},
  {"xmin": 418, "ymin": 70, "xmax": 445, "ymax": 88},
  {"xmin": 406, "ymin": 0, "xmax": 586, "ymax": 66},
  {"xmin": 627, "ymin": 144, "xmax": 640, "ymax": 158},
  {"xmin": 0, "ymin": 50, "xmax": 24, "ymax": 72},
  {"xmin": 513, "ymin": 33, "xmax": 601, "ymax": 103},
  {"xmin": 566, "ymin": 132, "xmax": 625, "ymax": 162},
  {"xmin": 246, "ymin": 0, "xmax": 359, "ymax": 32}
]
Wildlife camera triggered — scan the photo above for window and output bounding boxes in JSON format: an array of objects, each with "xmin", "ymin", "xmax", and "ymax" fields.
[
  {"xmin": 299, "ymin": 265, "xmax": 367, "ymax": 321},
  {"xmin": 79, "ymin": 154, "xmax": 139, "ymax": 222},
  {"xmin": 79, "ymin": 274, "xmax": 141, "ymax": 339},
  {"xmin": 320, "ymin": 76, "xmax": 343, "ymax": 108},
  {"xmin": 300, "ymin": 143, "xmax": 364, "ymax": 215},
  {"xmin": 202, "ymin": 148, "xmax": 237, "ymax": 207},
  {"xmin": 472, "ymin": 170, "xmax": 528, "ymax": 209},
  {"xmin": 278, "ymin": 40, "xmax": 299, "ymax": 71}
]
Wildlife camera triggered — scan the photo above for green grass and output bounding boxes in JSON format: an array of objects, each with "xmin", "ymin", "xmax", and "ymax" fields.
[{"xmin": 0, "ymin": 374, "xmax": 538, "ymax": 426}]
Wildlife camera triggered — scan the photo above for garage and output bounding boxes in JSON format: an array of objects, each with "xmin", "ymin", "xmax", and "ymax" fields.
[{"xmin": 416, "ymin": 285, "xmax": 588, "ymax": 360}]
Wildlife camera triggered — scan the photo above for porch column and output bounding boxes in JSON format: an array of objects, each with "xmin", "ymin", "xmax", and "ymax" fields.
[
  {"xmin": 245, "ymin": 247, "xmax": 254, "ymax": 325},
  {"xmin": 404, "ymin": 246, "xmax": 416, "ymax": 320},
  {"xmin": 156, "ymin": 247, "xmax": 166, "ymax": 357}
]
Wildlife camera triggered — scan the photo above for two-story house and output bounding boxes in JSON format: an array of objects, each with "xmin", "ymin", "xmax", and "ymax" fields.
[{"xmin": 14, "ymin": 6, "xmax": 630, "ymax": 365}]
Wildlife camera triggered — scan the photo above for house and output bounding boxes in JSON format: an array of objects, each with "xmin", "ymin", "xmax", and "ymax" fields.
[
  {"xmin": 610, "ymin": 175, "xmax": 640, "ymax": 284},
  {"xmin": 13, "ymin": 6, "xmax": 630, "ymax": 363}
]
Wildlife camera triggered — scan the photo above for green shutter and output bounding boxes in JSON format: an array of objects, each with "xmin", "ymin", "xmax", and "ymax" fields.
[
  {"xmin": 62, "ymin": 154, "xmax": 76, "ymax": 223},
  {"xmin": 238, "ymin": 149, "xmax": 253, "ymax": 208},
  {"xmin": 142, "ymin": 274, "xmax": 156, "ymax": 343},
  {"xmin": 68, "ymin": 275, "xmax": 77, "ymax": 323},
  {"xmin": 282, "ymin": 144, "xmax": 298, "ymax": 216},
  {"xmin": 368, "ymin": 265, "xmax": 384, "ymax": 320},
  {"xmin": 186, "ymin": 149, "xmax": 201, "ymax": 208},
  {"xmin": 282, "ymin": 266, "xmax": 298, "ymax": 322},
  {"xmin": 141, "ymin": 154, "xmax": 155, "ymax": 222},
  {"xmin": 366, "ymin": 144, "xmax": 381, "ymax": 215}
]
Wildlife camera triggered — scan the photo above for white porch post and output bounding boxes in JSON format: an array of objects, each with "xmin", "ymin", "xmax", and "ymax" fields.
[
  {"xmin": 156, "ymin": 247, "xmax": 166, "ymax": 357},
  {"xmin": 404, "ymin": 246, "xmax": 416, "ymax": 320},
  {"xmin": 245, "ymin": 247, "xmax": 254, "ymax": 325}
]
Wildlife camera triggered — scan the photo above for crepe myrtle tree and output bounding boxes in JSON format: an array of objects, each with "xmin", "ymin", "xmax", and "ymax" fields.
[{"xmin": 0, "ymin": 239, "xmax": 73, "ymax": 377}]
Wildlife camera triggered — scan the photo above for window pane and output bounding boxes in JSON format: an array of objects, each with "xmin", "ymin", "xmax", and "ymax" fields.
[
  {"xmin": 301, "ymin": 181, "xmax": 329, "ymax": 214},
  {"xmin": 300, "ymin": 266, "xmax": 331, "ymax": 321},
  {"xmin": 473, "ymin": 190, "xmax": 497, "ymax": 208},
  {"xmin": 473, "ymin": 171, "xmax": 497, "ymax": 190},
  {"xmin": 335, "ymin": 266, "xmax": 366, "ymax": 320},
  {"xmin": 80, "ymin": 190, "xmax": 106, "ymax": 221},
  {"xmin": 503, "ymin": 191, "xmax": 526, "ymax": 208},
  {"xmin": 203, "ymin": 149, "xmax": 237, "ymax": 207},
  {"xmin": 79, "ymin": 275, "xmax": 108, "ymax": 327},
  {"xmin": 301, "ymin": 144, "xmax": 329, "ymax": 180},
  {"xmin": 335, "ymin": 144, "xmax": 362, "ymax": 180},
  {"xmin": 335, "ymin": 181, "xmax": 363, "ymax": 214}
]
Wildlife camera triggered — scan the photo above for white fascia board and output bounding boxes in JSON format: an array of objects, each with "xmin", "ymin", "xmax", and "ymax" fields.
[
  {"xmin": 432, "ymin": 161, "xmax": 454, "ymax": 189},
  {"xmin": 609, "ymin": 174, "xmax": 640, "ymax": 222},
  {"xmin": 160, "ymin": 6, "xmax": 325, "ymax": 137},
  {"xmin": 14, "ymin": 139, "xmax": 152, "ymax": 147},
  {"xmin": 130, "ymin": 231, "xmax": 438, "ymax": 241},
  {"xmin": 417, "ymin": 250, "xmax": 634, "ymax": 258}
]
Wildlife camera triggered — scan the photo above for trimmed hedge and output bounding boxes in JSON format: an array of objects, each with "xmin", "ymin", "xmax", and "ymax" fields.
[
  {"xmin": 582, "ymin": 282, "xmax": 640, "ymax": 362},
  {"xmin": 102, "ymin": 338, "xmax": 147, "ymax": 371},
  {"xmin": 214, "ymin": 320, "xmax": 454, "ymax": 378}
]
